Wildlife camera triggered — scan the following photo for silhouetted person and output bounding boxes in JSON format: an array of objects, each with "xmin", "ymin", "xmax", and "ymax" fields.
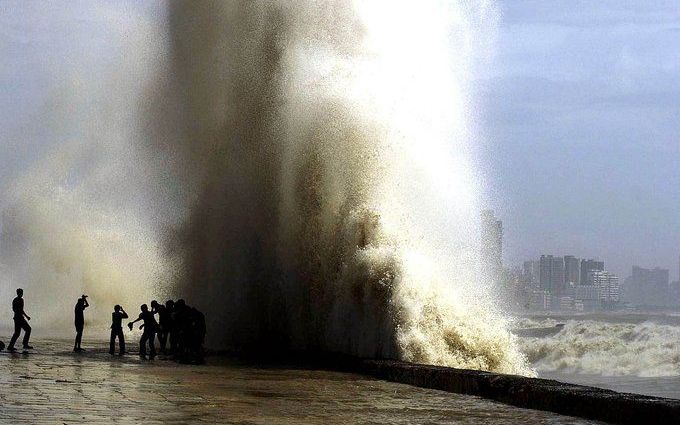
[
  {"xmin": 164, "ymin": 300, "xmax": 176, "ymax": 354},
  {"xmin": 128, "ymin": 304, "xmax": 158, "ymax": 359},
  {"xmin": 188, "ymin": 306, "xmax": 206, "ymax": 364},
  {"xmin": 151, "ymin": 300, "xmax": 171, "ymax": 354},
  {"xmin": 8, "ymin": 288, "xmax": 32, "ymax": 351},
  {"xmin": 109, "ymin": 305, "xmax": 128, "ymax": 355},
  {"xmin": 73, "ymin": 294, "xmax": 89, "ymax": 352},
  {"xmin": 173, "ymin": 299, "xmax": 190, "ymax": 359}
]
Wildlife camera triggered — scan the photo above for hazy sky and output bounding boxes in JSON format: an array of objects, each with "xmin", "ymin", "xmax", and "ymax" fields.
[
  {"xmin": 0, "ymin": 1, "xmax": 159, "ymax": 184},
  {"xmin": 479, "ymin": 0, "xmax": 680, "ymax": 278},
  {"xmin": 1, "ymin": 1, "xmax": 678, "ymax": 280}
]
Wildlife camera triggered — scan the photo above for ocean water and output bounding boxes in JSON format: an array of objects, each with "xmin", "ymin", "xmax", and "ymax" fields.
[{"xmin": 514, "ymin": 312, "xmax": 680, "ymax": 399}]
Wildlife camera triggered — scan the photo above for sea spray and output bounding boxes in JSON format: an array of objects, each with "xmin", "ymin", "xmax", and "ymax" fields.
[
  {"xmin": 147, "ymin": 0, "xmax": 533, "ymax": 374},
  {"xmin": 0, "ymin": 6, "xmax": 173, "ymax": 331},
  {"xmin": 0, "ymin": 1, "xmax": 532, "ymax": 374}
]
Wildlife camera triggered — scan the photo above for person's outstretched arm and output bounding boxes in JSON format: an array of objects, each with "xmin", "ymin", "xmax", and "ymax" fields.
[{"xmin": 128, "ymin": 314, "xmax": 143, "ymax": 329}]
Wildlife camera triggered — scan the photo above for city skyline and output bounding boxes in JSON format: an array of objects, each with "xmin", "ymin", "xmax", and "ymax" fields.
[
  {"xmin": 478, "ymin": 0, "xmax": 680, "ymax": 278},
  {"xmin": 481, "ymin": 210, "xmax": 678, "ymax": 309},
  {"xmin": 483, "ymin": 209, "xmax": 680, "ymax": 284}
]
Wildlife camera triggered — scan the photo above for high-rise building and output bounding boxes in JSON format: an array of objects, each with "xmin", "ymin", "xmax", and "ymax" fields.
[
  {"xmin": 575, "ymin": 284, "xmax": 599, "ymax": 310},
  {"xmin": 588, "ymin": 270, "xmax": 620, "ymax": 306},
  {"xmin": 522, "ymin": 260, "xmax": 540, "ymax": 285},
  {"xmin": 626, "ymin": 266, "xmax": 669, "ymax": 306},
  {"xmin": 481, "ymin": 210, "xmax": 503, "ymax": 284},
  {"xmin": 564, "ymin": 255, "xmax": 580, "ymax": 285},
  {"xmin": 670, "ymin": 280, "xmax": 680, "ymax": 306},
  {"xmin": 539, "ymin": 255, "xmax": 565, "ymax": 296},
  {"xmin": 580, "ymin": 259, "xmax": 604, "ymax": 285}
]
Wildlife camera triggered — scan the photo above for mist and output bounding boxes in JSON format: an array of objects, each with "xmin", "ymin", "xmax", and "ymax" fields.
[{"xmin": 0, "ymin": 1, "xmax": 531, "ymax": 375}]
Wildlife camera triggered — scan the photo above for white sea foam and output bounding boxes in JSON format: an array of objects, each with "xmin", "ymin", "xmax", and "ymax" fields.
[{"xmin": 519, "ymin": 318, "xmax": 680, "ymax": 377}]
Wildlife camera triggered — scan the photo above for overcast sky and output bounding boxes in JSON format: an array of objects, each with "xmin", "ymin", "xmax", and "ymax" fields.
[
  {"xmin": 479, "ymin": 0, "xmax": 680, "ymax": 278},
  {"xmin": 1, "ymin": 1, "xmax": 678, "ymax": 279}
]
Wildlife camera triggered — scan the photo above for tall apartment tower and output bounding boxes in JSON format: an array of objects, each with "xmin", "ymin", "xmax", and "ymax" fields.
[
  {"xmin": 523, "ymin": 260, "xmax": 540, "ymax": 285},
  {"xmin": 589, "ymin": 270, "xmax": 620, "ymax": 306},
  {"xmin": 564, "ymin": 255, "xmax": 581, "ymax": 285},
  {"xmin": 629, "ymin": 266, "xmax": 669, "ymax": 306},
  {"xmin": 580, "ymin": 259, "xmax": 604, "ymax": 285},
  {"xmin": 540, "ymin": 255, "xmax": 565, "ymax": 295}
]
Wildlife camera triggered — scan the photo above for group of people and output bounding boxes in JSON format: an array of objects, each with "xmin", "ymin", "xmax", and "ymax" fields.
[
  {"xmin": 117, "ymin": 298, "xmax": 207, "ymax": 363},
  {"xmin": 6, "ymin": 288, "xmax": 207, "ymax": 364}
]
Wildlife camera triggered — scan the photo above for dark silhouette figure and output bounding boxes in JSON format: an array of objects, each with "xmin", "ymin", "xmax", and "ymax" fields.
[
  {"xmin": 128, "ymin": 304, "xmax": 158, "ymax": 359},
  {"xmin": 73, "ymin": 295, "xmax": 89, "ymax": 352},
  {"xmin": 169, "ymin": 299, "xmax": 206, "ymax": 364},
  {"xmin": 172, "ymin": 299, "xmax": 190, "ymax": 359},
  {"xmin": 8, "ymin": 288, "xmax": 32, "ymax": 351},
  {"xmin": 152, "ymin": 300, "xmax": 172, "ymax": 354},
  {"xmin": 109, "ymin": 305, "xmax": 128, "ymax": 355},
  {"xmin": 188, "ymin": 307, "xmax": 206, "ymax": 364},
  {"xmin": 165, "ymin": 300, "xmax": 176, "ymax": 354}
]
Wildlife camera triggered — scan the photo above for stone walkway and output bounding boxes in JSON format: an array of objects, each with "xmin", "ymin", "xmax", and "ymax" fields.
[{"xmin": 0, "ymin": 339, "xmax": 600, "ymax": 424}]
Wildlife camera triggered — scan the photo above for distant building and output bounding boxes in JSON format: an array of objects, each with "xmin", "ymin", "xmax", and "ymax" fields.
[
  {"xmin": 575, "ymin": 284, "xmax": 600, "ymax": 310},
  {"xmin": 481, "ymin": 210, "xmax": 503, "ymax": 284},
  {"xmin": 558, "ymin": 296, "xmax": 575, "ymax": 311},
  {"xmin": 540, "ymin": 255, "xmax": 565, "ymax": 299},
  {"xmin": 589, "ymin": 270, "xmax": 620, "ymax": 307},
  {"xmin": 522, "ymin": 260, "xmax": 540, "ymax": 285},
  {"xmin": 625, "ymin": 266, "xmax": 669, "ymax": 306},
  {"xmin": 564, "ymin": 255, "xmax": 581, "ymax": 285},
  {"xmin": 531, "ymin": 289, "xmax": 551, "ymax": 310},
  {"xmin": 517, "ymin": 254, "xmax": 624, "ymax": 311},
  {"xmin": 670, "ymin": 281, "xmax": 680, "ymax": 306},
  {"xmin": 580, "ymin": 259, "xmax": 604, "ymax": 285}
]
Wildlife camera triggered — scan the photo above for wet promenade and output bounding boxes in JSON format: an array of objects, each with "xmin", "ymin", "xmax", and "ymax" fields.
[{"xmin": 0, "ymin": 339, "xmax": 599, "ymax": 424}]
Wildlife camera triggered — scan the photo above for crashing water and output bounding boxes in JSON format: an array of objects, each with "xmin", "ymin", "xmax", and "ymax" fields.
[
  {"xmin": 518, "ymin": 316, "xmax": 680, "ymax": 378},
  {"xmin": 144, "ymin": 0, "xmax": 531, "ymax": 374},
  {"xmin": 0, "ymin": 1, "xmax": 532, "ymax": 375}
]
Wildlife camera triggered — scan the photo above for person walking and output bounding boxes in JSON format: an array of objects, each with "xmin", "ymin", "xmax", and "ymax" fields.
[
  {"xmin": 109, "ymin": 305, "xmax": 128, "ymax": 355},
  {"xmin": 8, "ymin": 288, "xmax": 32, "ymax": 351},
  {"xmin": 73, "ymin": 295, "xmax": 89, "ymax": 352}
]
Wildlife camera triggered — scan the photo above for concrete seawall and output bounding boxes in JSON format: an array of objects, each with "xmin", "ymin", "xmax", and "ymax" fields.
[{"xmin": 357, "ymin": 360, "xmax": 680, "ymax": 425}]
